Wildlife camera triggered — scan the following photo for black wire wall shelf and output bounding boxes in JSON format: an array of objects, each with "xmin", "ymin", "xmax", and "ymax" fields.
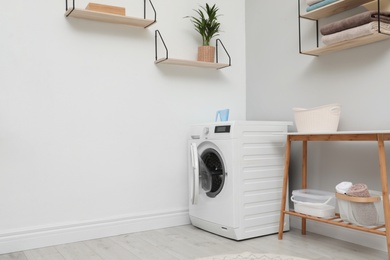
[
  {"xmin": 65, "ymin": 0, "xmax": 156, "ymax": 28},
  {"xmin": 299, "ymin": 0, "xmax": 390, "ymax": 56},
  {"xmin": 154, "ymin": 30, "xmax": 231, "ymax": 69}
]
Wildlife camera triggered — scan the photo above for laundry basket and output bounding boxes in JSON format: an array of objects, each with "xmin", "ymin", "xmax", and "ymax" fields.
[
  {"xmin": 293, "ymin": 104, "xmax": 341, "ymax": 132},
  {"xmin": 291, "ymin": 189, "xmax": 336, "ymax": 218},
  {"xmin": 336, "ymin": 191, "xmax": 385, "ymax": 227}
]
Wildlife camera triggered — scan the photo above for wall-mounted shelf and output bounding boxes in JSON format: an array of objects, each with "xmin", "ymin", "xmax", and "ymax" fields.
[
  {"xmin": 302, "ymin": 31, "xmax": 390, "ymax": 55},
  {"xmin": 64, "ymin": 0, "xmax": 156, "ymax": 28},
  {"xmin": 301, "ymin": 0, "xmax": 375, "ymax": 20},
  {"xmin": 299, "ymin": 0, "xmax": 390, "ymax": 56},
  {"xmin": 154, "ymin": 30, "xmax": 231, "ymax": 69},
  {"xmin": 155, "ymin": 58, "xmax": 230, "ymax": 69}
]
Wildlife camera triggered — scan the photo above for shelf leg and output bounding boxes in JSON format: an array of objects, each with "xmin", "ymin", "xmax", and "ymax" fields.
[
  {"xmin": 302, "ymin": 140, "xmax": 308, "ymax": 235},
  {"xmin": 377, "ymin": 134, "xmax": 390, "ymax": 260},
  {"xmin": 278, "ymin": 136, "xmax": 291, "ymax": 240}
]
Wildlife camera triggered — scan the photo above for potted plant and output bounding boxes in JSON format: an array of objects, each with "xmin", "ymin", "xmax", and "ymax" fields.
[{"xmin": 186, "ymin": 3, "xmax": 221, "ymax": 62}]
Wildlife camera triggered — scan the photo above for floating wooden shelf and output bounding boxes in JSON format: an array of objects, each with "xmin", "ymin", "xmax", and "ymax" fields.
[
  {"xmin": 302, "ymin": 31, "xmax": 390, "ymax": 56},
  {"xmin": 65, "ymin": 8, "xmax": 155, "ymax": 28},
  {"xmin": 155, "ymin": 58, "xmax": 230, "ymax": 69},
  {"xmin": 154, "ymin": 30, "xmax": 231, "ymax": 70},
  {"xmin": 301, "ymin": 0, "xmax": 375, "ymax": 20}
]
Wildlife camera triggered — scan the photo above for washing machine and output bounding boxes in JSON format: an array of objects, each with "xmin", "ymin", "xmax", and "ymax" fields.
[{"xmin": 188, "ymin": 121, "xmax": 291, "ymax": 240}]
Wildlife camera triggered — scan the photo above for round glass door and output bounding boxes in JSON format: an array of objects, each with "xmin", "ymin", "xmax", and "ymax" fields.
[{"xmin": 199, "ymin": 148, "xmax": 226, "ymax": 198}]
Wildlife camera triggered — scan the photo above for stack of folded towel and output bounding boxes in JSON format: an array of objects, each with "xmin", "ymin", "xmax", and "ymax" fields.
[
  {"xmin": 335, "ymin": 182, "xmax": 378, "ymax": 226},
  {"xmin": 320, "ymin": 11, "xmax": 390, "ymax": 45},
  {"xmin": 305, "ymin": 0, "xmax": 338, "ymax": 12},
  {"xmin": 335, "ymin": 181, "xmax": 353, "ymax": 194}
]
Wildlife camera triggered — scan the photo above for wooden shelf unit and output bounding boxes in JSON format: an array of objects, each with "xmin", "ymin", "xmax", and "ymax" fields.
[
  {"xmin": 154, "ymin": 30, "xmax": 231, "ymax": 70},
  {"xmin": 277, "ymin": 131, "xmax": 390, "ymax": 260},
  {"xmin": 65, "ymin": 8, "xmax": 155, "ymax": 27},
  {"xmin": 64, "ymin": 0, "xmax": 156, "ymax": 28},
  {"xmin": 299, "ymin": 0, "xmax": 390, "ymax": 56}
]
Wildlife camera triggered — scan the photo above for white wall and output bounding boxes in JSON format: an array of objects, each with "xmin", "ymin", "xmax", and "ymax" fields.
[
  {"xmin": 246, "ymin": 0, "xmax": 390, "ymax": 252},
  {"xmin": 0, "ymin": 0, "xmax": 246, "ymax": 253}
]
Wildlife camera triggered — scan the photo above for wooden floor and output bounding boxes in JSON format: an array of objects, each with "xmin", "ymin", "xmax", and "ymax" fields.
[{"xmin": 0, "ymin": 225, "xmax": 387, "ymax": 260}]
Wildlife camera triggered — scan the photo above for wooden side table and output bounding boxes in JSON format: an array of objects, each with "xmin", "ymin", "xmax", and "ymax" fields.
[{"xmin": 277, "ymin": 131, "xmax": 390, "ymax": 260}]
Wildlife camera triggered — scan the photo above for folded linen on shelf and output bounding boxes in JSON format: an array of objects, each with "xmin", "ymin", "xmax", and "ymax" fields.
[
  {"xmin": 321, "ymin": 10, "xmax": 390, "ymax": 35},
  {"xmin": 335, "ymin": 181, "xmax": 353, "ymax": 194},
  {"xmin": 322, "ymin": 21, "xmax": 390, "ymax": 45},
  {"xmin": 346, "ymin": 184, "xmax": 378, "ymax": 226},
  {"xmin": 347, "ymin": 183, "xmax": 370, "ymax": 197},
  {"xmin": 306, "ymin": 0, "xmax": 337, "ymax": 12},
  {"xmin": 306, "ymin": 0, "xmax": 323, "ymax": 6}
]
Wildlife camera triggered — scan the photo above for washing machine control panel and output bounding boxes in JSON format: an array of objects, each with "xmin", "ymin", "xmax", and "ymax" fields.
[{"xmin": 214, "ymin": 125, "xmax": 231, "ymax": 133}]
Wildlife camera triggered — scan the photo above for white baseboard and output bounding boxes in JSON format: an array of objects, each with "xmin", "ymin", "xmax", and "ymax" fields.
[
  {"xmin": 290, "ymin": 216, "xmax": 387, "ymax": 252},
  {"xmin": 0, "ymin": 209, "xmax": 190, "ymax": 254}
]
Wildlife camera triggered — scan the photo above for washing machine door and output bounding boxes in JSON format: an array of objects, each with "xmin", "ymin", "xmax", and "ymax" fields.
[
  {"xmin": 190, "ymin": 142, "xmax": 226, "ymax": 205},
  {"xmin": 190, "ymin": 143, "xmax": 200, "ymax": 205}
]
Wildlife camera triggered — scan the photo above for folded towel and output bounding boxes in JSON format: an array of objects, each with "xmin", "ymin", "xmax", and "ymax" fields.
[
  {"xmin": 306, "ymin": 0, "xmax": 323, "ymax": 6},
  {"xmin": 335, "ymin": 181, "xmax": 353, "ymax": 194},
  {"xmin": 321, "ymin": 11, "xmax": 390, "ymax": 35},
  {"xmin": 346, "ymin": 184, "xmax": 378, "ymax": 226},
  {"xmin": 347, "ymin": 183, "xmax": 370, "ymax": 197},
  {"xmin": 306, "ymin": 0, "xmax": 338, "ymax": 12},
  {"xmin": 322, "ymin": 21, "xmax": 390, "ymax": 46}
]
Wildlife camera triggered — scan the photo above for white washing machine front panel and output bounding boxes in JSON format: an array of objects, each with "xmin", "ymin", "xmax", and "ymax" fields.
[
  {"xmin": 188, "ymin": 138, "xmax": 238, "ymax": 228},
  {"xmin": 188, "ymin": 121, "xmax": 291, "ymax": 240}
]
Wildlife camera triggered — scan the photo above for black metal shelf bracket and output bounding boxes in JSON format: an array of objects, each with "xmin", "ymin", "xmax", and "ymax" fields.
[
  {"xmin": 216, "ymin": 39, "xmax": 231, "ymax": 68},
  {"xmin": 155, "ymin": 30, "xmax": 169, "ymax": 63},
  {"xmin": 65, "ymin": 0, "xmax": 157, "ymax": 27},
  {"xmin": 144, "ymin": 0, "xmax": 157, "ymax": 28},
  {"xmin": 298, "ymin": 0, "xmax": 318, "ymax": 56},
  {"xmin": 65, "ymin": 0, "xmax": 75, "ymax": 16},
  {"xmin": 377, "ymin": 0, "xmax": 390, "ymax": 36},
  {"xmin": 298, "ymin": 0, "xmax": 302, "ymax": 54}
]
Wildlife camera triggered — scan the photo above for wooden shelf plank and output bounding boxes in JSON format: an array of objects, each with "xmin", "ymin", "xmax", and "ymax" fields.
[
  {"xmin": 65, "ymin": 8, "xmax": 155, "ymax": 28},
  {"xmin": 301, "ymin": 0, "xmax": 376, "ymax": 20},
  {"xmin": 302, "ymin": 32, "xmax": 390, "ymax": 56},
  {"xmin": 155, "ymin": 58, "xmax": 230, "ymax": 69},
  {"xmin": 285, "ymin": 210, "xmax": 387, "ymax": 235}
]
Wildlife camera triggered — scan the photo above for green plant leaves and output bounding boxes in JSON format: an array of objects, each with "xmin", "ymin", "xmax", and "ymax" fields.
[{"xmin": 186, "ymin": 3, "xmax": 221, "ymax": 46}]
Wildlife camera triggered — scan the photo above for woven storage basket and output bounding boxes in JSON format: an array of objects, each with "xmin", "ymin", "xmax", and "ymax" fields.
[{"xmin": 293, "ymin": 104, "xmax": 341, "ymax": 132}]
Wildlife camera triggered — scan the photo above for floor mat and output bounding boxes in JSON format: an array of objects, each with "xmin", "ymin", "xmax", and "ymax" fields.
[{"xmin": 195, "ymin": 252, "xmax": 310, "ymax": 260}]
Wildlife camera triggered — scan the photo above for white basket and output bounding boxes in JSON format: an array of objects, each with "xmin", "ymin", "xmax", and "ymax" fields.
[
  {"xmin": 337, "ymin": 190, "xmax": 385, "ymax": 227},
  {"xmin": 292, "ymin": 189, "xmax": 336, "ymax": 218},
  {"xmin": 293, "ymin": 104, "xmax": 341, "ymax": 132}
]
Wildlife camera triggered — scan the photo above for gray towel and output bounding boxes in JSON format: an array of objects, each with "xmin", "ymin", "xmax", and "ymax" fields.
[
  {"xmin": 346, "ymin": 184, "xmax": 378, "ymax": 226},
  {"xmin": 320, "ymin": 11, "xmax": 390, "ymax": 36}
]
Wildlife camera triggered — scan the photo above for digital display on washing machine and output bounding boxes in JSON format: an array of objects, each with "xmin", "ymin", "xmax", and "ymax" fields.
[{"xmin": 214, "ymin": 125, "xmax": 231, "ymax": 133}]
